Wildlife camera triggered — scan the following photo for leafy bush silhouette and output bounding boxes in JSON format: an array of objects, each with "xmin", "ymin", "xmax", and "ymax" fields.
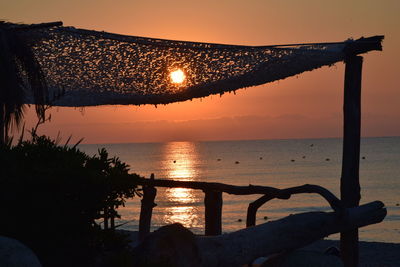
[{"xmin": 0, "ymin": 134, "xmax": 142, "ymax": 266}]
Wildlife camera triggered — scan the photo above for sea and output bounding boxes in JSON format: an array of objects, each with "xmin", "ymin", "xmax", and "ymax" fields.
[{"xmin": 79, "ymin": 137, "xmax": 400, "ymax": 243}]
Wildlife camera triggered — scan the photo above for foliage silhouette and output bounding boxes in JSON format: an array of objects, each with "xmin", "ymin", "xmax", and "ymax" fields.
[{"xmin": 0, "ymin": 134, "xmax": 142, "ymax": 266}]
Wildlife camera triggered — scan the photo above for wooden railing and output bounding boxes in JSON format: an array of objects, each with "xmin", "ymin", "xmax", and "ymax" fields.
[{"xmin": 111, "ymin": 174, "xmax": 343, "ymax": 241}]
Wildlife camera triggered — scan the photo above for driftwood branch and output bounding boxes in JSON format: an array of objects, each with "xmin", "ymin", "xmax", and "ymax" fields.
[
  {"xmin": 134, "ymin": 201, "xmax": 386, "ymax": 267},
  {"xmin": 200, "ymin": 201, "xmax": 386, "ymax": 267},
  {"xmin": 247, "ymin": 195, "xmax": 274, "ymax": 227},
  {"xmin": 134, "ymin": 177, "xmax": 279, "ymax": 195},
  {"xmin": 134, "ymin": 177, "xmax": 342, "ymax": 211},
  {"xmin": 246, "ymin": 184, "xmax": 344, "ymax": 227}
]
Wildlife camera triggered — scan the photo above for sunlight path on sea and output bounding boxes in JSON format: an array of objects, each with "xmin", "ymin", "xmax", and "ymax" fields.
[{"xmin": 161, "ymin": 142, "xmax": 202, "ymax": 229}]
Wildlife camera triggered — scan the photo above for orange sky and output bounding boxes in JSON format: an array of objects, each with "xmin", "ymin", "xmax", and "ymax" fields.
[{"xmin": 1, "ymin": 0, "xmax": 399, "ymax": 143}]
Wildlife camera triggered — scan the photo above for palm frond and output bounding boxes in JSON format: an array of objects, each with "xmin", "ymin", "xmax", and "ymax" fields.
[{"xmin": 0, "ymin": 22, "xmax": 49, "ymax": 143}]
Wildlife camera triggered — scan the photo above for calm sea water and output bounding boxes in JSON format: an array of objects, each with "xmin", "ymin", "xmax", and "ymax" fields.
[{"xmin": 79, "ymin": 137, "xmax": 400, "ymax": 243}]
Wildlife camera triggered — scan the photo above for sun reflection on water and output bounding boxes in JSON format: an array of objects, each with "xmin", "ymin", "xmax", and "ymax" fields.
[
  {"xmin": 162, "ymin": 142, "xmax": 201, "ymax": 229},
  {"xmin": 167, "ymin": 187, "xmax": 193, "ymax": 204},
  {"xmin": 165, "ymin": 206, "xmax": 199, "ymax": 228}
]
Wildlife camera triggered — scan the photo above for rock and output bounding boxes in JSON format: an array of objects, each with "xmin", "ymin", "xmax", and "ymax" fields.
[
  {"xmin": 133, "ymin": 223, "xmax": 200, "ymax": 267},
  {"xmin": 324, "ymin": 246, "xmax": 340, "ymax": 257},
  {"xmin": 260, "ymin": 250, "xmax": 343, "ymax": 267},
  {"xmin": 0, "ymin": 236, "xmax": 42, "ymax": 267}
]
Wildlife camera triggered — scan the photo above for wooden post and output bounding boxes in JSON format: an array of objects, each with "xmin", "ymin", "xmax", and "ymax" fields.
[
  {"xmin": 204, "ymin": 190, "xmax": 222, "ymax": 236},
  {"xmin": 139, "ymin": 173, "xmax": 157, "ymax": 242},
  {"xmin": 0, "ymin": 104, "xmax": 5, "ymax": 145},
  {"xmin": 246, "ymin": 195, "xmax": 274, "ymax": 227},
  {"xmin": 340, "ymin": 55, "xmax": 363, "ymax": 267},
  {"xmin": 110, "ymin": 214, "xmax": 115, "ymax": 230},
  {"xmin": 104, "ymin": 206, "xmax": 109, "ymax": 230}
]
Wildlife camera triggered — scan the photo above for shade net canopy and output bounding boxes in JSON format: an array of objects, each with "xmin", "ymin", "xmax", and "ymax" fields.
[{"xmin": 5, "ymin": 22, "xmax": 383, "ymax": 107}]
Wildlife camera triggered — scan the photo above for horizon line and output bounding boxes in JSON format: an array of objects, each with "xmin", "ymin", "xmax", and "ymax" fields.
[{"xmin": 79, "ymin": 135, "xmax": 400, "ymax": 146}]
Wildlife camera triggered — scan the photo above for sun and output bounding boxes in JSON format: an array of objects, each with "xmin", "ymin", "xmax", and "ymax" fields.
[{"xmin": 170, "ymin": 69, "xmax": 186, "ymax": 84}]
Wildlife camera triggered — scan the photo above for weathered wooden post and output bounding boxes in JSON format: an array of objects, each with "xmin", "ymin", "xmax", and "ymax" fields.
[
  {"xmin": 139, "ymin": 173, "xmax": 157, "ymax": 242},
  {"xmin": 103, "ymin": 206, "xmax": 109, "ymax": 230},
  {"xmin": 204, "ymin": 190, "xmax": 222, "ymax": 235},
  {"xmin": 0, "ymin": 108, "xmax": 4, "ymax": 145},
  {"xmin": 246, "ymin": 195, "xmax": 273, "ymax": 227},
  {"xmin": 340, "ymin": 55, "xmax": 363, "ymax": 267},
  {"xmin": 104, "ymin": 207, "xmax": 115, "ymax": 230},
  {"xmin": 110, "ymin": 212, "xmax": 115, "ymax": 230}
]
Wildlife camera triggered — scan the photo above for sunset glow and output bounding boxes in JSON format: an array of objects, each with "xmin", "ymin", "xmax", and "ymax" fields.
[
  {"xmin": 5, "ymin": 0, "xmax": 399, "ymax": 143},
  {"xmin": 170, "ymin": 69, "xmax": 186, "ymax": 84}
]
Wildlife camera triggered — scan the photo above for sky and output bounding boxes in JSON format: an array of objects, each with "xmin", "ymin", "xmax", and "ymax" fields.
[{"xmin": 1, "ymin": 0, "xmax": 399, "ymax": 143}]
